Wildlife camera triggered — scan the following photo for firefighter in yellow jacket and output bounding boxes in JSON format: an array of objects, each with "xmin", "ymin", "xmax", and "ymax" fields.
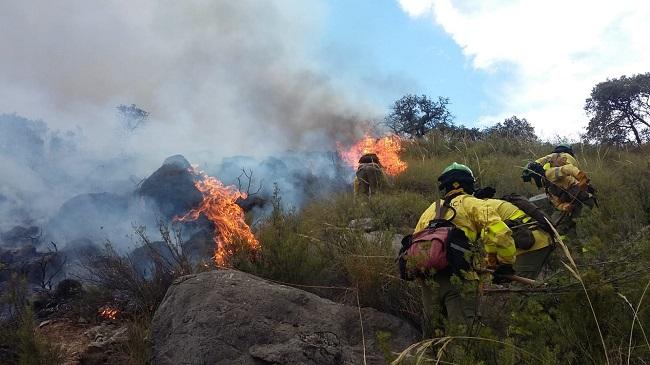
[
  {"xmin": 415, "ymin": 162, "xmax": 517, "ymax": 330},
  {"xmin": 353, "ymin": 153, "xmax": 387, "ymax": 197},
  {"xmin": 522, "ymin": 144, "xmax": 596, "ymax": 232}
]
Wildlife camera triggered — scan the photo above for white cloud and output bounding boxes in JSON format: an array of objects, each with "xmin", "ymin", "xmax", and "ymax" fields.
[
  {"xmin": 397, "ymin": 0, "xmax": 433, "ymax": 17},
  {"xmin": 398, "ymin": 0, "xmax": 650, "ymax": 139}
]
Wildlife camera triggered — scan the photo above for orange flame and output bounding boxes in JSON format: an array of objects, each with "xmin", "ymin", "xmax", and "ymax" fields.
[
  {"xmin": 99, "ymin": 306, "xmax": 119, "ymax": 320},
  {"xmin": 338, "ymin": 134, "xmax": 407, "ymax": 176},
  {"xmin": 176, "ymin": 168, "xmax": 259, "ymax": 267}
]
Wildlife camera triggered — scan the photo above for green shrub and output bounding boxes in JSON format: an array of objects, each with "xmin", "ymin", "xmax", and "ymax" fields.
[
  {"xmin": 16, "ymin": 307, "xmax": 64, "ymax": 365},
  {"xmin": 239, "ymin": 136, "xmax": 650, "ymax": 364}
]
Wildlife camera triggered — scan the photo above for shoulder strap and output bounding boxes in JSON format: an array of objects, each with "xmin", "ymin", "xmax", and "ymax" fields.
[
  {"xmin": 435, "ymin": 193, "xmax": 461, "ymax": 221},
  {"xmin": 434, "ymin": 199, "xmax": 445, "ymax": 220}
]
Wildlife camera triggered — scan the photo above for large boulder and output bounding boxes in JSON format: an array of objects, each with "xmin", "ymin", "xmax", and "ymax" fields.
[
  {"xmin": 0, "ymin": 225, "xmax": 40, "ymax": 247},
  {"xmin": 45, "ymin": 192, "xmax": 131, "ymax": 244},
  {"xmin": 137, "ymin": 154, "xmax": 203, "ymax": 219},
  {"xmin": 152, "ymin": 270, "xmax": 419, "ymax": 365}
]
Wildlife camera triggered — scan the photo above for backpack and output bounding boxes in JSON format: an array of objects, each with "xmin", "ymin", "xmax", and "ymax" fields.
[
  {"xmin": 397, "ymin": 196, "xmax": 472, "ymax": 280},
  {"xmin": 501, "ymin": 193, "xmax": 555, "ymax": 236}
]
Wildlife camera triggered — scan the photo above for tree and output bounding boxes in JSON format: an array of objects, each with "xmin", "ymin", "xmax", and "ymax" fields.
[
  {"xmin": 385, "ymin": 94, "xmax": 453, "ymax": 137},
  {"xmin": 117, "ymin": 104, "xmax": 149, "ymax": 132},
  {"xmin": 584, "ymin": 73, "xmax": 650, "ymax": 145},
  {"xmin": 435, "ymin": 123, "xmax": 483, "ymax": 142},
  {"xmin": 484, "ymin": 116, "xmax": 537, "ymax": 141}
]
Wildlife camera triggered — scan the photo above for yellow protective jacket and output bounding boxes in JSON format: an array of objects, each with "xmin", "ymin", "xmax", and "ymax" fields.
[
  {"xmin": 414, "ymin": 194, "xmax": 516, "ymax": 265},
  {"xmin": 535, "ymin": 153, "xmax": 586, "ymax": 211},
  {"xmin": 535, "ymin": 152, "xmax": 579, "ymax": 169},
  {"xmin": 353, "ymin": 163, "xmax": 387, "ymax": 196},
  {"xmin": 482, "ymin": 199, "xmax": 552, "ymax": 255}
]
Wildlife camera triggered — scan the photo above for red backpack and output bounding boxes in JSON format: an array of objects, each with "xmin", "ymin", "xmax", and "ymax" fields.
[{"xmin": 398, "ymin": 196, "xmax": 472, "ymax": 280}]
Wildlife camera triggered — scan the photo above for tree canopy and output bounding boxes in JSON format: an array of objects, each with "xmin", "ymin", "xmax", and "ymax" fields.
[
  {"xmin": 385, "ymin": 94, "xmax": 453, "ymax": 137},
  {"xmin": 117, "ymin": 104, "xmax": 149, "ymax": 132},
  {"xmin": 484, "ymin": 116, "xmax": 537, "ymax": 141},
  {"xmin": 584, "ymin": 73, "xmax": 650, "ymax": 145}
]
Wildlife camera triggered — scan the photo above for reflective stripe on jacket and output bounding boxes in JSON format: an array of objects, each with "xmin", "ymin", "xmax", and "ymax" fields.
[
  {"xmin": 535, "ymin": 153, "xmax": 586, "ymax": 211},
  {"xmin": 535, "ymin": 152, "xmax": 578, "ymax": 169},
  {"xmin": 483, "ymin": 199, "xmax": 552, "ymax": 254}
]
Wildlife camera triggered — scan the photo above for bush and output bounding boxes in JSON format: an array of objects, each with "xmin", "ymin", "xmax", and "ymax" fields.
[
  {"xmin": 78, "ymin": 223, "xmax": 194, "ymax": 318},
  {"xmin": 0, "ymin": 277, "xmax": 64, "ymax": 365},
  {"xmin": 237, "ymin": 135, "xmax": 650, "ymax": 364}
]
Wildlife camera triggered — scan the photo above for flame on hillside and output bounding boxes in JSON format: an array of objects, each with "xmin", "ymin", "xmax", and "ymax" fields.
[
  {"xmin": 176, "ymin": 167, "xmax": 259, "ymax": 266},
  {"xmin": 99, "ymin": 306, "xmax": 119, "ymax": 320},
  {"xmin": 338, "ymin": 134, "xmax": 407, "ymax": 176}
]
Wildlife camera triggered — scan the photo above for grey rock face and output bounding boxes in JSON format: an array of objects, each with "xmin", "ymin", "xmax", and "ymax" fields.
[
  {"xmin": 152, "ymin": 270, "xmax": 419, "ymax": 365},
  {"xmin": 137, "ymin": 154, "xmax": 203, "ymax": 219}
]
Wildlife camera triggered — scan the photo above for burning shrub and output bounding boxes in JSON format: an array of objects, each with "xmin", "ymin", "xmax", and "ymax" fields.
[
  {"xmin": 78, "ymin": 222, "xmax": 194, "ymax": 318},
  {"xmin": 338, "ymin": 134, "xmax": 408, "ymax": 176},
  {"xmin": 176, "ymin": 168, "xmax": 260, "ymax": 267},
  {"xmin": 98, "ymin": 305, "xmax": 119, "ymax": 321}
]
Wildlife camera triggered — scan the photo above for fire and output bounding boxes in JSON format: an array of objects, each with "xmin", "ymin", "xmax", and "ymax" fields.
[
  {"xmin": 338, "ymin": 134, "xmax": 407, "ymax": 176},
  {"xmin": 176, "ymin": 168, "xmax": 259, "ymax": 267},
  {"xmin": 99, "ymin": 306, "xmax": 119, "ymax": 320}
]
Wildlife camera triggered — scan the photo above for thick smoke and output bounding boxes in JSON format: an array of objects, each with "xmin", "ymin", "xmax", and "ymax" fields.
[
  {"xmin": 0, "ymin": 1, "xmax": 381, "ymax": 250},
  {"xmin": 0, "ymin": 0, "xmax": 379, "ymax": 154}
]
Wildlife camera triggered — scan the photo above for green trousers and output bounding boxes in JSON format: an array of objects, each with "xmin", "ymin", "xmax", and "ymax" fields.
[
  {"xmin": 514, "ymin": 245, "xmax": 554, "ymax": 279},
  {"xmin": 420, "ymin": 274, "xmax": 478, "ymax": 336}
]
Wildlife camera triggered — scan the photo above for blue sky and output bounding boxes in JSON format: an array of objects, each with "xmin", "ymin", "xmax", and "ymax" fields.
[
  {"xmin": 320, "ymin": 0, "xmax": 503, "ymax": 126},
  {"xmin": 393, "ymin": 0, "xmax": 650, "ymax": 138},
  {"xmin": 319, "ymin": 0, "xmax": 650, "ymax": 138}
]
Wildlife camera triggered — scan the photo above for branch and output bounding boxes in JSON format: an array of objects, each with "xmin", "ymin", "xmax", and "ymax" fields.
[{"xmin": 237, "ymin": 168, "xmax": 263, "ymax": 196}]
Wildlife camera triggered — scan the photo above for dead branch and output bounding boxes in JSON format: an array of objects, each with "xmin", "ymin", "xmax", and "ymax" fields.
[
  {"xmin": 37, "ymin": 241, "xmax": 67, "ymax": 291},
  {"xmin": 237, "ymin": 168, "xmax": 263, "ymax": 196}
]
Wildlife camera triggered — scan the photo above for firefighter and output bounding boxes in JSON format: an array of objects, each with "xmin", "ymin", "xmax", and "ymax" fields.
[
  {"xmin": 474, "ymin": 188, "xmax": 556, "ymax": 279},
  {"xmin": 414, "ymin": 162, "xmax": 517, "ymax": 331},
  {"xmin": 522, "ymin": 143, "xmax": 596, "ymax": 234},
  {"xmin": 354, "ymin": 153, "xmax": 387, "ymax": 197},
  {"xmin": 483, "ymin": 198, "xmax": 555, "ymax": 279}
]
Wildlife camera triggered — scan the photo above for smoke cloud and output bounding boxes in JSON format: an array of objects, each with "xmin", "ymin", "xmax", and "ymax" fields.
[{"xmin": 0, "ymin": 1, "xmax": 381, "ymax": 248}]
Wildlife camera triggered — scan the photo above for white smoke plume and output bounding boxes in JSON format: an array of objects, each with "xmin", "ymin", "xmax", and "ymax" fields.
[{"xmin": 0, "ymin": 1, "xmax": 382, "ymax": 247}]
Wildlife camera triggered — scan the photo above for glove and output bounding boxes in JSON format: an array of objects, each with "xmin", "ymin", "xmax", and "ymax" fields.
[
  {"xmin": 474, "ymin": 186, "xmax": 496, "ymax": 199},
  {"xmin": 492, "ymin": 264, "xmax": 515, "ymax": 284},
  {"xmin": 484, "ymin": 253, "xmax": 498, "ymax": 270},
  {"xmin": 575, "ymin": 171, "xmax": 590, "ymax": 191}
]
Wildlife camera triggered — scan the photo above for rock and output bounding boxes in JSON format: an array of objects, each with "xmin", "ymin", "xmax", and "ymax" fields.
[
  {"xmin": 152, "ymin": 270, "xmax": 419, "ymax": 365},
  {"xmin": 38, "ymin": 319, "xmax": 53, "ymax": 328},
  {"xmin": 85, "ymin": 323, "xmax": 129, "ymax": 348},
  {"xmin": 36, "ymin": 319, "xmax": 129, "ymax": 365},
  {"xmin": 137, "ymin": 154, "xmax": 203, "ymax": 219},
  {"xmin": 235, "ymin": 195, "xmax": 267, "ymax": 212},
  {"xmin": 46, "ymin": 192, "xmax": 130, "ymax": 243},
  {"xmin": 55, "ymin": 278, "xmax": 83, "ymax": 299},
  {"xmin": 0, "ymin": 225, "xmax": 40, "ymax": 247},
  {"xmin": 361, "ymin": 231, "xmax": 404, "ymax": 256},
  {"xmin": 390, "ymin": 234, "xmax": 404, "ymax": 256},
  {"xmin": 348, "ymin": 218, "xmax": 376, "ymax": 233},
  {"xmin": 80, "ymin": 323, "xmax": 130, "ymax": 364},
  {"xmin": 0, "ymin": 243, "xmax": 65, "ymax": 287}
]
